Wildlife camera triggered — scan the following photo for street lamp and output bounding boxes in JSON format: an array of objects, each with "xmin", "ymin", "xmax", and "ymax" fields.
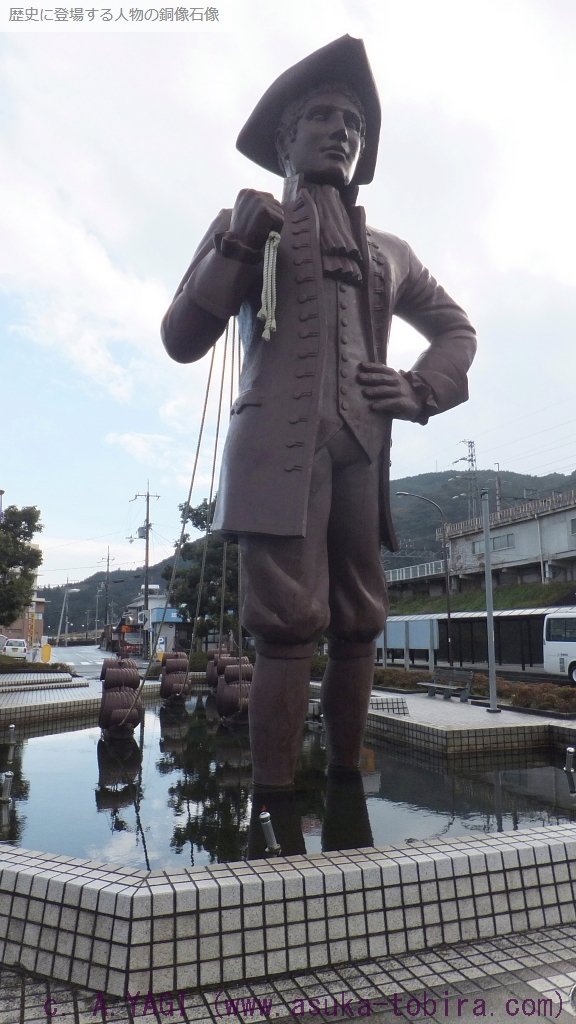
[
  {"xmin": 95, "ymin": 583, "xmax": 105, "ymax": 646},
  {"xmin": 56, "ymin": 585, "xmax": 80, "ymax": 647},
  {"xmin": 396, "ymin": 491, "xmax": 454, "ymax": 667}
]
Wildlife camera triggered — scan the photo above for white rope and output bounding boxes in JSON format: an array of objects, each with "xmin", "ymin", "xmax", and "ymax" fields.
[{"xmin": 257, "ymin": 230, "xmax": 281, "ymax": 340}]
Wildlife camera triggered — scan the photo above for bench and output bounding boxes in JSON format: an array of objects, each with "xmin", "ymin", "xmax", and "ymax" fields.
[
  {"xmin": 417, "ymin": 668, "xmax": 474, "ymax": 703},
  {"xmin": 369, "ymin": 694, "xmax": 409, "ymax": 715}
]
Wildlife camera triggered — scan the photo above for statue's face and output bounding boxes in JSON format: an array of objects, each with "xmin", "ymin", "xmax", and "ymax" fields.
[{"xmin": 276, "ymin": 89, "xmax": 364, "ymax": 187}]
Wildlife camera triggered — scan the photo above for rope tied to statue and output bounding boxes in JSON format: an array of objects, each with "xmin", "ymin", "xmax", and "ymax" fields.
[{"xmin": 257, "ymin": 230, "xmax": 281, "ymax": 340}]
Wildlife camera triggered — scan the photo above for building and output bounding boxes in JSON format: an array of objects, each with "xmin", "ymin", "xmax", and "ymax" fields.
[
  {"xmin": 385, "ymin": 489, "xmax": 576, "ymax": 601},
  {"xmin": 2, "ymin": 586, "xmax": 46, "ymax": 647},
  {"xmin": 117, "ymin": 585, "xmax": 185, "ymax": 656},
  {"xmin": 446, "ymin": 489, "xmax": 576, "ymax": 588}
]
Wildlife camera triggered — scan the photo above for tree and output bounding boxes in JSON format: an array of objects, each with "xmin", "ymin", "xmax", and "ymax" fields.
[
  {"xmin": 0, "ymin": 506, "xmax": 42, "ymax": 627},
  {"xmin": 164, "ymin": 499, "xmax": 240, "ymax": 651}
]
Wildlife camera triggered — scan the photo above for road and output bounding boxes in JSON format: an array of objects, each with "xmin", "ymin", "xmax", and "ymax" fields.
[{"xmin": 50, "ymin": 644, "xmax": 109, "ymax": 680}]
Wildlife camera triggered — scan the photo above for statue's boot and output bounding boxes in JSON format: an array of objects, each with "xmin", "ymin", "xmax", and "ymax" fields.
[
  {"xmin": 322, "ymin": 767, "xmax": 373, "ymax": 852},
  {"xmin": 247, "ymin": 787, "xmax": 306, "ymax": 859},
  {"xmin": 320, "ymin": 642, "xmax": 376, "ymax": 770},
  {"xmin": 249, "ymin": 653, "xmax": 311, "ymax": 788}
]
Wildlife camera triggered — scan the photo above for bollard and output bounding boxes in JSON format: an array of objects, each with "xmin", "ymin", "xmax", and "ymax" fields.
[
  {"xmin": 0, "ymin": 771, "xmax": 14, "ymax": 803},
  {"xmin": 259, "ymin": 809, "xmax": 281, "ymax": 855},
  {"xmin": 7, "ymin": 723, "xmax": 16, "ymax": 765}
]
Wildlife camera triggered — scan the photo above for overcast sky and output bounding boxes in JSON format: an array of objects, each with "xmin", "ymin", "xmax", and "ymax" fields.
[{"xmin": 2, "ymin": 0, "xmax": 575, "ymax": 587}]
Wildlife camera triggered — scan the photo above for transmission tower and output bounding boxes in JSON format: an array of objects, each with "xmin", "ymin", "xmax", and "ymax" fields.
[{"xmin": 453, "ymin": 439, "xmax": 480, "ymax": 519}]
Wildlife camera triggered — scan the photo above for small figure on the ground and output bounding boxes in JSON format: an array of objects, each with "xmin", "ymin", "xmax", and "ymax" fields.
[{"xmin": 162, "ymin": 36, "xmax": 476, "ymax": 789}]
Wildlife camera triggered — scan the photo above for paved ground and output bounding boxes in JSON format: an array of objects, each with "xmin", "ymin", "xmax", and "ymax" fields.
[
  {"xmin": 3, "ymin": 924, "xmax": 576, "ymax": 1022},
  {"xmin": 2, "ymin": 670, "xmax": 576, "ymax": 1023}
]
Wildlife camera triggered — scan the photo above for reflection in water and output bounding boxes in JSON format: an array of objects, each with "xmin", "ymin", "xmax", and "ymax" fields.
[
  {"xmin": 1, "ymin": 697, "xmax": 576, "ymax": 869},
  {"xmin": 157, "ymin": 700, "xmax": 252, "ymax": 865},
  {"xmin": 248, "ymin": 790, "xmax": 306, "ymax": 859},
  {"xmin": 322, "ymin": 768, "xmax": 373, "ymax": 852},
  {"xmin": 95, "ymin": 736, "xmax": 142, "ymax": 810}
]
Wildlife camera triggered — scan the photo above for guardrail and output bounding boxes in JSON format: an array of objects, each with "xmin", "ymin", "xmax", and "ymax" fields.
[
  {"xmin": 442, "ymin": 489, "xmax": 576, "ymax": 539},
  {"xmin": 385, "ymin": 560, "xmax": 446, "ymax": 583}
]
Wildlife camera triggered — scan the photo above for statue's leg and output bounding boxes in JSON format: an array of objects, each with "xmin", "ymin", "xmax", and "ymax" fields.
[
  {"xmin": 320, "ymin": 640, "xmax": 376, "ymax": 770},
  {"xmin": 249, "ymin": 649, "xmax": 312, "ymax": 787},
  {"xmin": 239, "ymin": 446, "xmax": 333, "ymax": 788},
  {"xmin": 321, "ymin": 433, "xmax": 388, "ymax": 770}
]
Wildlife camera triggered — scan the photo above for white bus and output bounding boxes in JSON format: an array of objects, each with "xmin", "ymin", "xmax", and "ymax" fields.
[{"xmin": 543, "ymin": 612, "xmax": 576, "ymax": 682}]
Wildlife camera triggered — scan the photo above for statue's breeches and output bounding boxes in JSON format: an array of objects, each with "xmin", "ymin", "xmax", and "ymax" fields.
[{"xmin": 239, "ymin": 427, "xmax": 389, "ymax": 656}]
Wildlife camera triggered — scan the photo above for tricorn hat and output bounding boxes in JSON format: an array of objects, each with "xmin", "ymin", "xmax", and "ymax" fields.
[{"xmin": 236, "ymin": 35, "xmax": 381, "ymax": 186}]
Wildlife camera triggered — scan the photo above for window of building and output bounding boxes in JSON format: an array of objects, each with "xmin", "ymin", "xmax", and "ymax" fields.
[
  {"xmin": 570, "ymin": 518, "xmax": 576, "ymax": 535},
  {"xmin": 492, "ymin": 533, "xmax": 515, "ymax": 551},
  {"xmin": 472, "ymin": 533, "xmax": 515, "ymax": 555}
]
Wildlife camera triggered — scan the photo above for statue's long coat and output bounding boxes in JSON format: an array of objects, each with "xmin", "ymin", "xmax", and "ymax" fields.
[{"xmin": 161, "ymin": 176, "xmax": 477, "ymax": 549}]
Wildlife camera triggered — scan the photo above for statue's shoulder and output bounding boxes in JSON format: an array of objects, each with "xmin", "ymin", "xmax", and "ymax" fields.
[
  {"xmin": 366, "ymin": 225, "xmax": 410, "ymax": 255},
  {"xmin": 365, "ymin": 225, "xmax": 414, "ymax": 271}
]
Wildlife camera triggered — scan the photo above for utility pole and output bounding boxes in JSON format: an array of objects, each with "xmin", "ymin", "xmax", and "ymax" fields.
[
  {"xmin": 131, "ymin": 484, "xmax": 160, "ymax": 659},
  {"xmin": 99, "ymin": 547, "xmax": 115, "ymax": 628},
  {"xmin": 494, "ymin": 463, "xmax": 502, "ymax": 515}
]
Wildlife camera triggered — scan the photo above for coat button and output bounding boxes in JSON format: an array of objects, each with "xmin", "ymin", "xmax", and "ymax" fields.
[
  {"xmin": 340, "ymin": 385, "xmax": 348, "ymax": 396},
  {"xmin": 340, "ymin": 369, "xmax": 348, "ymax": 378},
  {"xmin": 341, "ymin": 400, "xmax": 349, "ymax": 411}
]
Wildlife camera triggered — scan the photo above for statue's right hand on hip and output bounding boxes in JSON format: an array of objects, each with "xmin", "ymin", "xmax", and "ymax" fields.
[{"xmin": 230, "ymin": 189, "xmax": 285, "ymax": 251}]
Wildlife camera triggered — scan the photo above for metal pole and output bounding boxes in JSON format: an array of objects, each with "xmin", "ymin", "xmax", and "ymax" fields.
[
  {"xmin": 104, "ymin": 547, "xmax": 111, "ymax": 627},
  {"xmin": 535, "ymin": 514, "xmax": 545, "ymax": 583},
  {"xmin": 396, "ymin": 491, "xmax": 453, "ymax": 667},
  {"xmin": 64, "ymin": 591, "xmax": 70, "ymax": 647},
  {"xmin": 144, "ymin": 487, "xmax": 150, "ymax": 661},
  {"xmin": 440, "ymin": 518, "xmax": 454, "ymax": 667},
  {"xmin": 481, "ymin": 489, "xmax": 500, "ymax": 713},
  {"xmin": 56, "ymin": 580, "xmax": 68, "ymax": 648}
]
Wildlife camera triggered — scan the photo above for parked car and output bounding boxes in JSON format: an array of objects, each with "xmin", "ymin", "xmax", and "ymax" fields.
[{"xmin": 1, "ymin": 638, "xmax": 27, "ymax": 659}]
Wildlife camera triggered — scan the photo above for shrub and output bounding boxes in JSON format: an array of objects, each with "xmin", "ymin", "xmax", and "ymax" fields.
[
  {"xmin": 0, "ymin": 656, "xmax": 73, "ymax": 675},
  {"xmin": 310, "ymin": 655, "xmax": 328, "ymax": 679},
  {"xmin": 373, "ymin": 667, "xmax": 430, "ymax": 689},
  {"xmin": 499, "ymin": 679, "xmax": 576, "ymax": 713},
  {"xmin": 470, "ymin": 673, "xmax": 514, "ymax": 700},
  {"xmin": 362, "ymin": 663, "xmax": 576, "ymax": 714}
]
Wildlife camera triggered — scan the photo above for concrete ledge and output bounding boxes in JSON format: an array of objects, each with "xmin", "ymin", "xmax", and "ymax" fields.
[
  {"xmin": 0, "ymin": 681, "xmax": 161, "ymax": 726},
  {"xmin": 1, "ymin": 825, "xmax": 576, "ymax": 997},
  {"xmin": 0, "ymin": 673, "xmax": 84, "ymax": 692}
]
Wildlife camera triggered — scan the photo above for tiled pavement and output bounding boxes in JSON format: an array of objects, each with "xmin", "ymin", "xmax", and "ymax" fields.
[
  {"xmin": 2, "ymin": 678, "xmax": 576, "ymax": 1022},
  {"xmin": 3, "ymin": 925, "xmax": 576, "ymax": 1022}
]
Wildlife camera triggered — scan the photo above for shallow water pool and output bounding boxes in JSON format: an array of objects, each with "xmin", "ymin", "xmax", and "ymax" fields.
[{"xmin": 0, "ymin": 696, "xmax": 574, "ymax": 869}]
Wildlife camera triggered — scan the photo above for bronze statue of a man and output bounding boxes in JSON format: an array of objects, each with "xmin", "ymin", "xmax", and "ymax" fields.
[{"xmin": 162, "ymin": 36, "xmax": 476, "ymax": 789}]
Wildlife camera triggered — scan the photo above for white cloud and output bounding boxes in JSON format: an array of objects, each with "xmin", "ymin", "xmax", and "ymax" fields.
[{"xmin": 3, "ymin": 1, "xmax": 576, "ymax": 589}]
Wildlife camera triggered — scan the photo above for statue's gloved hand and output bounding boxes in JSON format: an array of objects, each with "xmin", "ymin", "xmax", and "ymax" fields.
[
  {"xmin": 229, "ymin": 189, "xmax": 284, "ymax": 251},
  {"xmin": 357, "ymin": 362, "xmax": 423, "ymax": 421}
]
